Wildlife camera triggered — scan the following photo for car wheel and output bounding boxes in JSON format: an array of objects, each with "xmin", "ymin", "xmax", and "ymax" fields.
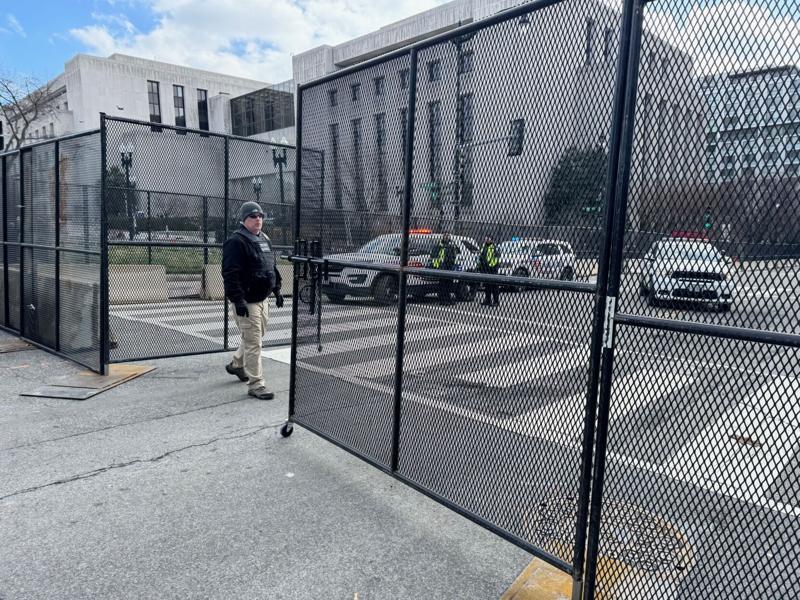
[
  {"xmin": 560, "ymin": 266, "xmax": 575, "ymax": 281},
  {"xmin": 639, "ymin": 280, "xmax": 648, "ymax": 297},
  {"xmin": 299, "ymin": 282, "xmax": 313, "ymax": 304},
  {"xmin": 719, "ymin": 302, "xmax": 731, "ymax": 313},
  {"xmin": 455, "ymin": 280, "xmax": 476, "ymax": 302},
  {"xmin": 373, "ymin": 275, "xmax": 399, "ymax": 305},
  {"xmin": 325, "ymin": 292, "xmax": 346, "ymax": 303}
]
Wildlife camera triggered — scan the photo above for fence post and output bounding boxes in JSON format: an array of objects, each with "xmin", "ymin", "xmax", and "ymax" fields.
[
  {"xmin": 582, "ymin": 1, "xmax": 645, "ymax": 598},
  {"xmin": 2, "ymin": 155, "xmax": 8, "ymax": 328},
  {"xmin": 391, "ymin": 49, "xmax": 418, "ymax": 473},
  {"xmin": 54, "ymin": 140, "xmax": 61, "ymax": 351},
  {"xmin": 223, "ymin": 137, "xmax": 229, "ymax": 350},
  {"xmin": 202, "ymin": 195, "xmax": 209, "ymax": 265},
  {"xmin": 18, "ymin": 147, "xmax": 25, "ymax": 338},
  {"xmin": 147, "ymin": 191, "xmax": 152, "ymax": 264},
  {"xmin": 288, "ymin": 87, "xmax": 304, "ymax": 421},
  {"xmin": 99, "ymin": 113, "xmax": 109, "ymax": 375}
]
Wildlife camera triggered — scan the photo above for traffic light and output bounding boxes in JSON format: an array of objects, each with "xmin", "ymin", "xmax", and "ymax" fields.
[{"xmin": 703, "ymin": 208, "xmax": 713, "ymax": 230}]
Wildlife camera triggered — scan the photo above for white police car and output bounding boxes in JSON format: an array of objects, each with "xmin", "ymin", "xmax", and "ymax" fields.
[
  {"xmin": 496, "ymin": 238, "xmax": 577, "ymax": 281},
  {"xmin": 322, "ymin": 230, "xmax": 479, "ymax": 304},
  {"xmin": 639, "ymin": 238, "xmax": 735, "ymax": 311}
]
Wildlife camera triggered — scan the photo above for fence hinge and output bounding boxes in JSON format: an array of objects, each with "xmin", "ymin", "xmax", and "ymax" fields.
[{"xmin": 602, "ymin": 296, "xmax": 617, "ymax": 350}]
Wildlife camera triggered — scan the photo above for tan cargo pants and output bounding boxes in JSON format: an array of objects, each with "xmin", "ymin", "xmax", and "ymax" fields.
[{"xmin": 230, "ymin": 300, "xmax": 269, "ymax": 391}]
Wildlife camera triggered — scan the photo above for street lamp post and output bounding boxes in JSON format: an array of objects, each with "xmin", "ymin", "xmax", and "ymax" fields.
[
  {"xmin": 252, "ymin": 176, "xmax": 262, "ymax": 204},
  {"xmin": 119, "ymin": 143, "xmax": 136, "ymax": 240},
  {"xmin": 272, "ymin": 148, "xmax": 288, "ymax": 245}
]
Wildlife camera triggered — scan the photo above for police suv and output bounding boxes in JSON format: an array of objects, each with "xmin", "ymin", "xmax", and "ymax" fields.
[
  {"xmin": 639, "ymin": 238, "xmax": 735, "ymax": 311},
  {"xmin": 322, "ymin": 230, "xmax": 479, "ymax": 304}
]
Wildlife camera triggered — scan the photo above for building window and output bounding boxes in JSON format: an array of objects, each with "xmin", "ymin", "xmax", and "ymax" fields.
[
  {"xmin": 457, "ymin": 94, "xmax": 474, "ymax": 207},
  {"xmin": 374, "ymin": 76, "xmax": 385, "ymax": 97},
  {"xmin": 458, "ymin": 50, "xmax": 474, "ymax": 74},
  {"xmin": 400, "ymin": 69, "xmax": 409, "ymax": 90},
  {"xmin": 147, "ymin": 80, "xmax": 162, "ymax": 131},
  {"xmin": 508, "ymin": 119, "xmax": 526, "ymax": 156},
  {"xmin": 0, "ymin": 120, "xmax": 3, "ymax": 151},
  {"xmin": 351, "ymin": 83, "xmax": 361, "ymax": 102},
  {"xmin": 173, "ymin": 85, "xmax": 186, "ymax": 133},
  {"xmin": 585, "ymin": 18, "xmax": 595, "ymax": 66},
  {"xmin": 245, "ymin": 96, "xmax": 256, "ymax": 135},
  {"xmin": 428, "ymin": 60, "xmax": 441, "ymax": 82},
  {"xmin": 428, "ymin": 101, "xmax": 442, "ymax": 200},
  {"xmin": 375, "ymin": 112, "xmax": 388, "ymax": 211},
  {"xmin": 351, "ymin": 118, "xmax": 365, "ymax": 211},
  {"xmin": 330, "ymin": 123, "xmax": 342, "ymax": 209},
  {"xmin": 328, "ymin": 89, "xmax": 338, "ymax": 107},
  {"xmin": 197, "ymin": 89, "xmax": 209, "ymax": 131},
  {"xmin": 603, "ymin": 27, "xmax": 614, "ymax": 61},
  {"xmin": 49, "ymin": 123, "xmax": 54, "ymax": 137}
]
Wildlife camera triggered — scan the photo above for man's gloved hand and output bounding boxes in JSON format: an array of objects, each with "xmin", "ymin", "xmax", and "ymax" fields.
[
  {"xmin": 235, "ymin": 303, "xmax": 249, "ymax": 318},
  {"xmin": 274, "ymin": 292, "xmax": 284, "ymax": 309}
]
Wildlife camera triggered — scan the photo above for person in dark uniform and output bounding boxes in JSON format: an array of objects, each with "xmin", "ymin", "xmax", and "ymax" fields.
[
  {"xmin": 479, "ymin": 234, "xmax": 501, "ymax": 306},
  {"xmin": 431, "ymin": 232, "xmax": 457, "ymax": 305},
  {"xmin": 222, "ymin": 201, "xmax": 284, "ymax": 399}
]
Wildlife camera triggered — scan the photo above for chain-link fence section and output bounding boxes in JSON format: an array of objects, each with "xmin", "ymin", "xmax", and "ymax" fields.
[
  {"xmin": 0, "ymin": 131, "xmax": 103, "ymax": 372},
  {"xmin": 290, "ymin": 0, "xmax": 800, "ymax": 598},
  {"xmin": 103, "ymin": 116, "xmax": 298, "ymax": 363}
]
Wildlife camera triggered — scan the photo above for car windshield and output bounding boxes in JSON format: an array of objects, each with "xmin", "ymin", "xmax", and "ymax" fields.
[
  {"xmin": 655, "ymin": 242, "xmax": 723, "ymax": 261},
  {"xmin": 358, "ymin": 236, "xmax": 400, "ymax": 254}
]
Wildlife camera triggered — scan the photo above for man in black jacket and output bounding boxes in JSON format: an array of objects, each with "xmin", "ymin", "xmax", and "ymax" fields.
[{"xmin": 222, "ymin": 201, "xmax": 283, "ymax": 399}]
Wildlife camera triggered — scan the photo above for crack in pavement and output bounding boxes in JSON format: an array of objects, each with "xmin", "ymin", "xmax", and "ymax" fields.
[{"xmin": 0, "ymin": 422, "xmax": 286, "ymax": 501}]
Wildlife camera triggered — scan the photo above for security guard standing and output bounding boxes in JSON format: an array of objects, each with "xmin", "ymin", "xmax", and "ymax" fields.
[
  {"xmin": 479, "ymin": 234, "xmax": 501, "ymax": 306},
  {"xmin": 222, "ymin": 201, "xmax": 284, "ymax": 399},
  {"xmin": 431, "ymin": 232, "xmax": 457, "ymax": 305}
]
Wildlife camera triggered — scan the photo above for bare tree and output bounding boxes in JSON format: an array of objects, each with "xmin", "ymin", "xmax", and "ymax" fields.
[{"xmin": 0, "ymin": 72, "xmax": 58, "ymax": 150}]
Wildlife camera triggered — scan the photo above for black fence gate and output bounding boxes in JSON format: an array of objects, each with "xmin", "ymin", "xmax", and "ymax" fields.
[
  {"xmin": 0, "ymin": 131, "xmax": 104, "ymax": 372},
  {"xmin": 289, "ymin": 0, "xmax": 800, "ymax": 597},
  {"xmin": 102, "ymin": 115, "xmax": 297, "ymax": 364}
]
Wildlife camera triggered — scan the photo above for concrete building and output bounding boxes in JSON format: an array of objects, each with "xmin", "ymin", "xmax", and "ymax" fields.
[
  {"xmin": 291, "ymin": 0, "xmax": 703, "ymax": 237},
  {"xmin": 701, "ymin": 65, "xmax": 800, "ymax": 182},
  {"xmin": 0, "ymin": 53, "xmax": 295, "ymax": 149}
]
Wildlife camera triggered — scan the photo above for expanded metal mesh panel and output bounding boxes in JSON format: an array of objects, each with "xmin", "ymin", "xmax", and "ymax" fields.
[
  {"xmin": 397, "ymin": 288, "xmax": 595, "ymax": 563},
  {"xmin": 22, "ymin": 247, "xmax": 57, "ymax": 347},
  {"xmin": 599, "ymin": 326, "xmax": 800, "ymax": 598},
  {"xmin": 409, "ymin": 0, "xmax": 620, "ymax": 260},
  {"xmin": 60, "ymin": 134, "xmax": 102, "ymax": 252},
  {"xmin": 0, "ymin": 156, "xmax": 6, "ymax": 325},
  {"xmin": 108, "ymin": 246, "xmax": 226, "ymax": 361},
  {"xmin": 294, "ymin": 269, "xmax": 398, "ymax": 467},
  {"xmin": 60, "ymin": 249, "xmax": 101, "ymax": 372},
  {"xmin": 228, "ymin": 138, "xmax": 295, "ymax": 249},
  {"xmin": 5, "ymin": 153, "xmax": 21, "ymax": 331},
  {"xmin": 299, "ymin": 53, "xmax": 412, "ymax": 254},
  {"xmin": 25, "ymin": 144, "xmax": 56, "ymax": 245},
  {"xmin": 620, "ymin": 0, "xmax": 800, "ymax": 334}
]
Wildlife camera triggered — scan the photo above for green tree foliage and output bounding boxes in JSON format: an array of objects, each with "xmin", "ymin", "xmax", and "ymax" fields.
[{"xmin": 543, "ymin": 145, "xmax": 608, "ymax": 225}]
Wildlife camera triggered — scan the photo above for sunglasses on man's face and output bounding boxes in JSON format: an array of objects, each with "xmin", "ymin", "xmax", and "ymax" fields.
[{"xmin": 246, "ymin": 213, "xmax": 265, "ymax": 219}]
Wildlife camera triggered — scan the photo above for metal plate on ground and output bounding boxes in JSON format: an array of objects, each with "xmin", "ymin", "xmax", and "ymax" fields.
[
  {"xmin": 21, "ymin": 364, "xmax": 155, "ymax": 400},
  {"xmin": 21, "ymin": 386, "xmax": 101, "ymax": 400},
  {"xmin": 0, "ymin": 339, "xmax": 33, "ymax": 354}
]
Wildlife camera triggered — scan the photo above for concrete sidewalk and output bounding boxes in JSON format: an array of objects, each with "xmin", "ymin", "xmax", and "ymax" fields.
[{"xmin": 0, "ymin": 331, "xmax": 530, "ymax": 599}]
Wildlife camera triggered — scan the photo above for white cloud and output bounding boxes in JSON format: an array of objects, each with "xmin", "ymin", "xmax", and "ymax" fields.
[
  {"xmin": 6, "ymin": 14, "xmax": 26, "ymax": 38},
  {"xmin": 69, "ymin": 0, "xmax": 451, "ymax": 83},
  {"xmin": 645, "ymin": 1, "xmax": 799, "ymax": 75}
]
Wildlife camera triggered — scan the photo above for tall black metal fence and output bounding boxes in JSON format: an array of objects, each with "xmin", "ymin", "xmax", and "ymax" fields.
[
  {"xmin": 290, "ymin": 0, "xmax": 800, "ymax": 597},
  {"xmin": 102, "ymin": 115, "xmax": 297, "ymax": 364},
  {"xmin": 0, "ymin": 131, "xmax": 104, "ymax": 372}
]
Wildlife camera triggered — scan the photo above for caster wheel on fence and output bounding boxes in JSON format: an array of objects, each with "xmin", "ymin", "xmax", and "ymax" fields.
[{"xmin": 280, "ymin": 422, "xmax": 294, "ymax": 438}]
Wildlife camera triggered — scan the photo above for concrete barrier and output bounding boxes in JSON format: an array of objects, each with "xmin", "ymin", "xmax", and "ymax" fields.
[
  {"xmin": 202, "ymin": 262, "xmax": 294, "ymax": 300},
  {"xmin": 109, "ymin": 264, "xmax": 168, "ymax": 305}
]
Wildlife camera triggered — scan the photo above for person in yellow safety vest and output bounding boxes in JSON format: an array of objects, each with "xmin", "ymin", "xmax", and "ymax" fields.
[
  {"xmin": 479, "ymin": 234, "xmax": 502, "ymax": 306},
  {"xmin": 431, "ymin": 232, "xmax": 457, "ymax": 305}
]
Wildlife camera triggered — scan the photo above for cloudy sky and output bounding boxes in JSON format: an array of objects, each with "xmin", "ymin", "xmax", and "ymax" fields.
[
  {"xmin": 0, "ymin": 0, "xmax": 797, "ymax": 84},
  {"xmin": 0, "ymin": 0, "xmax": 451, "ymax": 83}
]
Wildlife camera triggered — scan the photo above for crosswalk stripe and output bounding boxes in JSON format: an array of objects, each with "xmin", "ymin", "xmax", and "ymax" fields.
[
  {"xmin": 341, "ymin": 332, "xmax": 539, "ymax": 380},
  {"xmin": 663, "ymin": 376, "xmax": 800, "ymax": 506},
  {"xmin": 460, "ymin": 346, "xmax": 589, "ymax": 389},
  {"xmin": 504, "ymin": 367, "xmax": 696, "ymax": 445}
]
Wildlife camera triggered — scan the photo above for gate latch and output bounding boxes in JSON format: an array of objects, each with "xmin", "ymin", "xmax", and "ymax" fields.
[{"xmin": 602, "ymin": 296, "xmax": 616, "ymax": 349}]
